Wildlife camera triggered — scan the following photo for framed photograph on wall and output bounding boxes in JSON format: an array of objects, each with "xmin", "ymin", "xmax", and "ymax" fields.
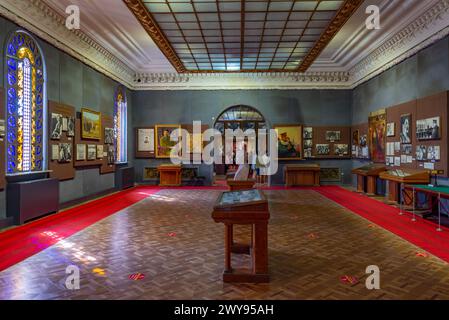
[
  {"xmin": 87, "ymin": 144, "xmax": 96, "ymax": 160},
  {"xmin": 325, "ymin": 131, "xmax": 341, "ymax": 142},
  {"xmin": 76, "ymin": 144, "xmax": 86, "ymax": 161},
  {"xmin": 316, "ymin": 144, "xmax": 330, "ymax": 155},
  {"xmin": 400, "ymin": 114, "xmax": 412, "ymax": 143},
  {"xmin": 427, "ymin": 146, "xmax": 440, "ymax": 161},
  {"xmin": 303, "ymin": 127, "xmax": 313, "ymax": 139},
  {"xmin": 274, "ymin": 125, "xmax": 302, "ymax": 160},
  {"xmin": 81, "ymin": 108, "xmax": 102, "ymax": 140},
  {"xmin": 386, "ymin": 122, "xmax": 395, "ymax": 137},
  {"xmin": 155, "ymin": 124, "xmax": 181, "ymax": 158},
  {"xmin": 67, "ymin": 117, "xmax": 75, "ymax": 137},
  {"xmin": 96, "ymin": 145, "xmax": 104, "ymax": 159},
  {"xmin": 352, "ymin": 130, "xmax": 359, "ymax": 145},
  {"xmin": 104, "ymin": 127, "xmax": 114, "ymax": 144},
  {"xmin": 416, "ymin": 116, "xmax": 441, "ymax": 140},
  {"xmin": 137, "ymin": 128, "xmax": 155, "ymax": 152},
  {"xmin": 51, "ymin": 113, "xmax": 63, "ymax": 140},
  {"xmin": 58, "ymin": 143, "xmax": 72, "ymax": 163}
]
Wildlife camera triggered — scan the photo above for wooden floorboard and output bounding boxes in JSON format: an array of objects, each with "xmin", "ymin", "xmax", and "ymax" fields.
[{"xmin": 1, "ymin": 189, "xmax": 449, "ymax": 300}]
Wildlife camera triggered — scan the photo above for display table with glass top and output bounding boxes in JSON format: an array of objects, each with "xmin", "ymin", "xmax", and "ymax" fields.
[
  {"xmin": 403, "ymin": 185, "xmax": 449, "ymax": 228},
  {"xmin": 351, "ymin": 164, "xmax": 386, "ymax": 195},
  {"xmin": 211, "ymin": 189, "xmax": 270, "ymax": 283},
  {"xmin": 379, "ymin": 169, "xmax": 430, "ymax": 204},
  {"xmin": 284, "ymin": 163, "xmax": 320, "ymax": 187}
]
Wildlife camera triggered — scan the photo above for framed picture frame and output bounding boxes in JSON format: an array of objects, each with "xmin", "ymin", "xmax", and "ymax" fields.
[
  {"xmin": 135, "ymin": 127, "xmax": 155, "ymax": 158},
  {"xmin": 273, "ymin": 125, "xmax": 302, "ymax": 160},
  {"xmin": 76, "ymin": 144, "xmax": 86, "ymax": 161},
  {"xmin": 386, "ymin": 122, "xmax": 395, "ymax": 137},
  {"xmin": 352, "ymin": 130, "xmax": 359, "ymax": 145},
  {"xmin": 155, "ymin": 124, "xmax": 181, "ymax": 158},
  {"xmin": 416, "ymin": 116, "xmax": 441, "ymax": 140},
  {"xmin": 87, "ymin": 144, "xmax": 97, "ymax": 160},
  {"xmin": 81, "ymin": 108, "xmax": 102, "ymax": 140},
  {"xmin": 400, "ymin": 114, "xmax": 412, "ymax": 144}
]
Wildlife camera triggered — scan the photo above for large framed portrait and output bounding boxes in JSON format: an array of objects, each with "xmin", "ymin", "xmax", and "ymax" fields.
[
  {"xmin": 81, "ymin": 108, "xmax": 102, "ymax": 140},
  {"xmin": 274, "ymin": 125, "xmax": 302, "ymax": 160},
  {"xmin": 400, "ymin": 114, "xmax": 412, "ymax": 143},
  {"xmin": 369, "ymin": 111, "xmax": 386, "ymax": 163},
  {"xmin": 155, "ymin": 124, "xmax": 181, "ymax": 158}
]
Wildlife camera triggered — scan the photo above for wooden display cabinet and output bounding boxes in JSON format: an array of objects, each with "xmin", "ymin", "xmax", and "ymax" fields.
[
  {"xmin": 158, "ymin": 164, "xmax": 182, "ymax": 186},
  {"xmin": 211, "ymin": 189, "xmax": 270, "ymax": 283},
  {"xmin": 227, "ymin": 179, "xmax": 256, "ymax": 191},
  {"xmin": 379, "ymin": 169, "xmax": 430, "ymax": 204},
  {"xmin": 351, "ymin": 164, "xmax": 386, "ymax": 195},
  {"xmin": 284, "ymin": 164, "xmax": 320, "ymax": 187}
]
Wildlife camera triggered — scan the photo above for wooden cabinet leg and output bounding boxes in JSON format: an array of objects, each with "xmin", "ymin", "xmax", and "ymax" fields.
[
  {"xmin": 252, "ymin": 222, "xmax": 268, "ymax": 275},
  {"xmin": 225, "ymin": 224, "xmax": 232, "ymax": 272}
]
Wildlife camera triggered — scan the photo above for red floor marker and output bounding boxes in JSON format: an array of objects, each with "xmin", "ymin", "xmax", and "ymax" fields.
[
  {"xmin": 416, "ymin": 252, "xmax": 429, "ymax": 258},
  {"xmin": 129, "ymin": 273, "xmax": 145, "ymax": 281},
  {"xmin": 340, "ymin": 275, "xmax": 359, "ymax": 285},
  {"xmin": 93, "ymin": 268, "xmax": 106, "ymax": 276},
  {"xmin": 168, "ymin": 232, "xmax": 177, "ymax": 237}
]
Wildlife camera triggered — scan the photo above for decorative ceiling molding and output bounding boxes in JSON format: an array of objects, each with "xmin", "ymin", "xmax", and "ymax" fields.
[
  {"xmin": 349, "ymin": 0, "xmax": 449, "ymax": 87},
  {"xmin": 0, "ymin": 0, "xmax": 448, "ymax": 90},
  {"xmin": 0, "ymin": 0, "xmax": 135, "ymax": 88},
  {"xmin": 298, "ymin": 0, "xmax": 364, "ymax": 72},
  {"xmin": 132, "ymin": 71, "xmax": 351, "ymax": 90},
  {"xmin": 122, "ymin": 0, "xmax": 186, "ymax": 73}
]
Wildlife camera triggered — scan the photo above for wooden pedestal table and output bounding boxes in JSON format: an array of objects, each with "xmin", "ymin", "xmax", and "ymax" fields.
[
  {"xmin": 351, "ymin": 164, "xmax": 386, "ymax": 195},
  {"xmin": 379, "ymin": 169, "xmax": 430, "ymax": 205},
  {"xmin": 227, "ymin": 179, "xmax": 256, "ymax": 191},
  {"xmin": 158, "ymin": 164, "xmax": 182, "ymax": 186},
  {"xmin": 284, "ymin": 164, "xmax": 320, "ymax": 187},
  {"xmin": 212, "ymin": 189, "xmax": 270, "ymax": 283}
]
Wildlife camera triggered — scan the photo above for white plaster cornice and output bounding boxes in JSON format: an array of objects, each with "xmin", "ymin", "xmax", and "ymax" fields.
[
  {"xmin": 0, "ymin": 0, "xmax": 448, "ymax": 90},
  {"xmin": 349, "ymin": 0, "xmax": 449, "ymax": 87},
  {"xmin": 0, "ymin": 0, "xmax": 135, "ymax": 88},
  {"xmin": 131, "ymin": 72, "xmax": 351, "ymax": 90}
]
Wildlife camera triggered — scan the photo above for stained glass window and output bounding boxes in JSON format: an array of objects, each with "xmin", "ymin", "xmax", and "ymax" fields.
[
  {"xmin": 114, "ymin": 86, "xmax": 127, "ymax": 163},
  {"xmin": 5, "ymin": 30, "xmax": 46, "ymax": 174}
]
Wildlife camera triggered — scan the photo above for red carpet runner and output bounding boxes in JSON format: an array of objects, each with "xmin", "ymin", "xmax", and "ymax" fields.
[
  {"xmin": 1, "ymin": 185, "xmax": 449, "ymax": 272},
  {"xmin": 0, "ymin": 186, "xmax": 162, "ymax": 272},
  {"xmin": 314, "ymin": 186, "xmax": 449, "ymax": 263}
]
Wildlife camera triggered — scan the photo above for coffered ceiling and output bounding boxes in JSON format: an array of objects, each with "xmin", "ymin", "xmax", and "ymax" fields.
[
  {"xmin": 124, "ymin": 0, "xmax": 362, "ymax": 73},
  {"xmin": 1, "ymin": 0, "xmax": 448, "ymax": 89}
]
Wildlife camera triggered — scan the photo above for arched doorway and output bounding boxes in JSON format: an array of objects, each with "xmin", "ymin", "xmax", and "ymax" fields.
[{"xmin": 213, "ymin": 105, "xmax": 268, "ymax": 186}]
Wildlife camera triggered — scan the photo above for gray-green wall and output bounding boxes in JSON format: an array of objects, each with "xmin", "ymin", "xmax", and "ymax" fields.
[
  {"xmin": 0, "ymin": 16, "xmax": 133, "ymax": 219},
  {"xmin": 351, "ymin": 35, "xmax": 449, "ymax": 185},
  {"xmin": 132, "ymin": 89, "xmax": 354, "ymax": 185}
]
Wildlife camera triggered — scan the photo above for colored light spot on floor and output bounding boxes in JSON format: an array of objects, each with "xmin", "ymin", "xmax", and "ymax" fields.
[
  {"xmin": 168, "ymin": 232, "xmax": 177, "ymax": 237},
  {"xmin": 93, "ymin": 268, "xmax": 106, "ymax": 276},
  {"xmin": 416, "ymin": 252, "xmax": 428, "ymax": 258},
  {"xmin": 307, "ymin": 233, "xmax": 318, "ymax": 239},
  {"xmin": 368, "ymin": 224, "xmax": 376, "ymax": 228},
  {"xmin": 129, "ymin": 273, "xmax": 145, "ymax": 281},
  {"xmin": 340, "ymin": 275, "xmax": 359, "ymax": 285}
]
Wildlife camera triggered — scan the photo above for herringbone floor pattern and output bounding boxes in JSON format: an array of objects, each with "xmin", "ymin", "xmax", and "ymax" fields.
[{"xmin": 1, "ymin": 189, "xmax": 449, "ymax": 300}]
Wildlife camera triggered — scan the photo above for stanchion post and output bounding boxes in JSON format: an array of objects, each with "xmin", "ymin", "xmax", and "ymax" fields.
[
  {"xmin": 412, "ymin": 187, "xmax": 416, "ymax": 222},
  {"xmin": 399, "ymin": 183, "xmax": 404, "ymax": 215},
  {"xmin": 437, "ymin": 192, "xmax": 442, "ymax": 232}
]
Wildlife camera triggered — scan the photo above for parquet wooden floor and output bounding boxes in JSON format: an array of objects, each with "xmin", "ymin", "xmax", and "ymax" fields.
[{"xmin": 1, "ymin": 189, "xmax": 449, "ymax": 300}]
